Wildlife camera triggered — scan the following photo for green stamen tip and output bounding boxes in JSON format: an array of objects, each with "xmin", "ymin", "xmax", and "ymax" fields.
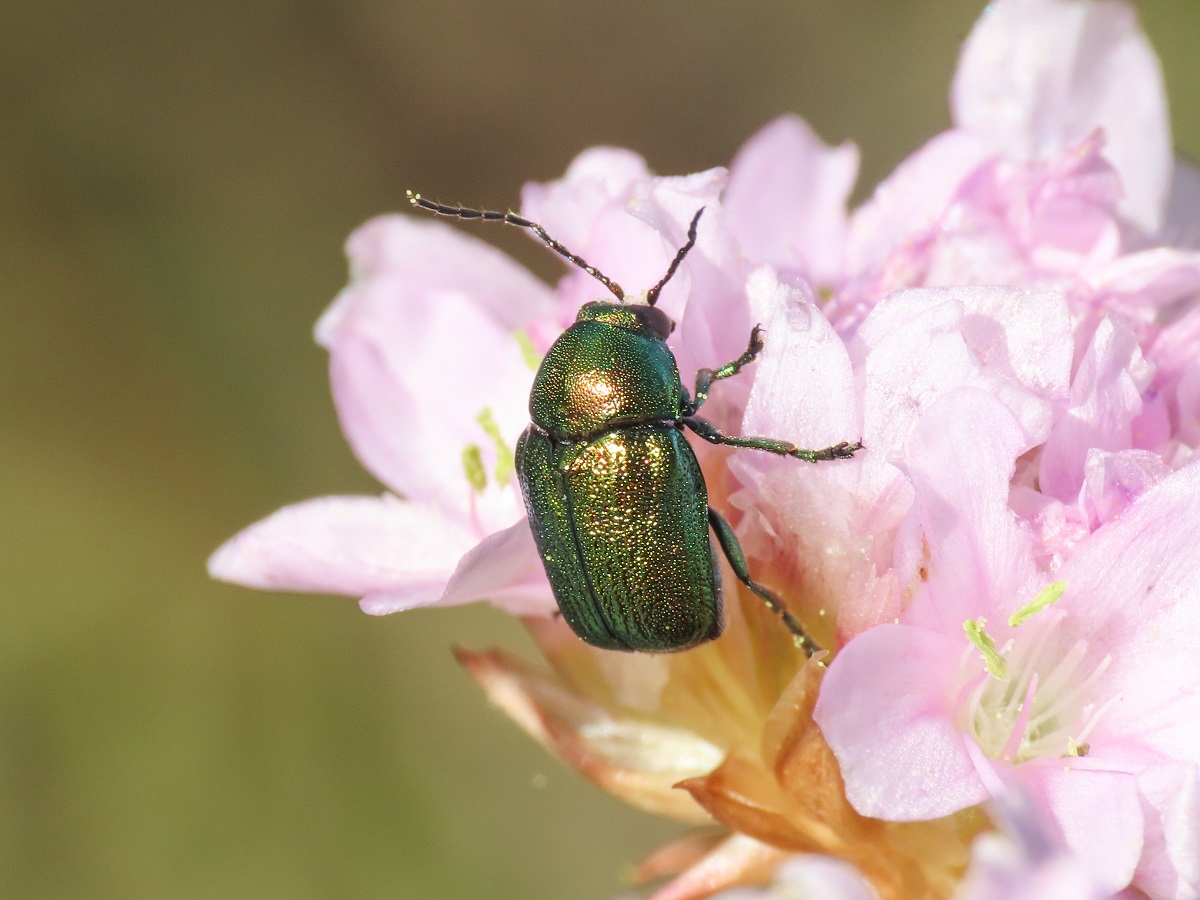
[
  {"xmin": 1009, "ymin": 580, "xmax": 1068, "ymax": 628},
  {"xmin": 513, "ymin": 330, "xmax": 543, "ymax": 372},
  {"xmin": 1065, "ymin": 737, "xmax": 1090, "ymax": 758},
  {"xmin": 477, "ymin": 407, "xmax": 514, "ymax": 486},
  {"xmin": 462, "ymin": 444, "xmax": 487, "ymax": 493},
  {"xmin": 964, "ymin": 618, "xmax": 1009, "ymax": 681}
]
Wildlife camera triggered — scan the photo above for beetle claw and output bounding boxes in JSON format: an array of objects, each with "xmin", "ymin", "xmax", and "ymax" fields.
[
  {"xmin": 832, "ymin": 440, "xmax": 864, "ymax": 459},
  {"xmin": 748, "ymin": 324, "xmax": 765, "ymax": 354},
  {"xmin": 798, "ymin": 440, "xmax": 865, "ymax": 462}
]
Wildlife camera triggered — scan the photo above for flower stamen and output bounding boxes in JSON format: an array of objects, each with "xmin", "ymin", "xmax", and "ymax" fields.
[{"xmin": 959, "ymin": 582, "xmax": 1114, "ymax": 763}]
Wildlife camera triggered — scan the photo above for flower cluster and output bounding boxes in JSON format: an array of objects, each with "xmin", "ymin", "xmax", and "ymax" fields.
[{"xmin": 211, "ymin": 0, "xmax": 1200, "ymax": 896}]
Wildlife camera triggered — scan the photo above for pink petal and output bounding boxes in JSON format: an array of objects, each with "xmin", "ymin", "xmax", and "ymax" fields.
[
  {"xmin": 726, "ymin": 272, "xmax": 867, "ymax": 625},
  {"xmin": 631, "ymin": 168, "xmax": 750, "ymax": 373},
  {"xmin": 649, "ymin": 835, "xmax": 786, "ymax": 900},
  {"xmin": 924, "ymin": 132, "xmax": 1124, "ymax": 287},
  {"xmin": 1021, "ymin": 132, "xmax": 1125, "ymax": 268},
  {"xmin": 1175, "ymin": 361, "xmax": 1200, "ymax": 450},
  {"xmin": 358, "ymin": 519, "xmax": 549, "ymax": 615},
  {"xmin": 711, "ymin": 854, "xmax": 876, "ymax": 900},
  {"xmin": 857, "ymin": 288, "xmax": 977, "ymax": 492},
  {"xmin": 1085, "ymin": 247, "xmax": 1200, "ymax": 320},
  {"xmin": 902, "ymin": 388, "xmax": 1036, "ymax": 631},
  {"xmin": 519, "ymin": 146, "xmax": 652, "ymax": 251},
  {"xmin": 815, "ymin": 624, "xmax": 988, "ymax": 820},
  {"xmin": 846, "ymin": 129, "xmax": 990, "ymax": 275},
  {"xmin": 1038, "ymin": 315, "xmax": 1152, "ymax": 502},
  {"xmin": 1163, "ymin": 158, "xmax": 1200, "ymax": 248},
  {"xmin": 520, "ymin": 148, "xmax": 676, "ymax": 316},
  {"xmin": 1140, "ymin": 311, "xmax": 1200, "ymax": 457},
  {"xmin": 435, "ymin": 519, "xmax": 554, "ymax": 616},
  {"xmin": 965, "ymin": 854, "xmax": 1115, "ymax": 900},
  {"xmin": 1134, "ymin": 763, "xmax": 1200, "ymax": 898},
  {"xmin": 1080, "ymin": 448, "xmax": 1169, "ymax": 529},
  {"xmin": 957, "ymin": 286, "xmax": 1072, "ymax": 443},
  {"xmin": 958, "ymin": 754, "xmax": 1117, "ymax": 899},
  {"xmin": 318, "ymin": 220, "xmax": 542, "ymax": 528},
  {"xmin": 1007, "ymin": 487, "xmax": 1087, "ymax": 570},
  {"xmin": 1031, "ymin": 763, "xmax": 1143, "ymax": 893},
  {"xmin": 208, "ymin": 495, "xmax": 473, "ymax": 599},
  {"xmin": 1055, "ymin": 460, "xmax": 1200, "ymax": 763},
  {"xmin": 857, "ymin": 286, "xmax": 1065, "ymax": 508},
  {"xmin": 327, "ymin": 213, "xmax": 555, "ymax": 333},
  {"xmin": 959, "ymin": 835, "xmax": 1113, "ymax": 900},
  {"xmin": 767, "ymin": 858, "xmax": 876, "ymax": 900},
  {"xmin": 741, "ymin": 272, "xmax": 859, "ymax": 463},
  {"xmin": 952, "ymin": 0, "xmax": 1170, "ymax": 232},
  {"xmin": 846, "ymin": 284, "xmax": 1068, "ymax": 602},
  {"xmin": 724, "ymin": 115, "xmax": 859, "ymax": 286}
]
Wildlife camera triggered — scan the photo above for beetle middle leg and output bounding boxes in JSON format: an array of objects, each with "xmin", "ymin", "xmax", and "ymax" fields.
[
  {"xmin": 685, "ymin": 415, "xmax": 863, "ymax": 463},
  {"xmin": 708, "ymin": 507, "xmax": 819, "ymax": 655},
  {"xmin": 683, "ymin": 325, "xmax": 766, "ymax": 415}
]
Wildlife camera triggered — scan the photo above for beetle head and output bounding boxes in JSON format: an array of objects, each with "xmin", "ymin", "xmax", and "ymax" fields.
[{"xmin": 576, "ymin": 301, "xmax": 674, "ymax": 341}]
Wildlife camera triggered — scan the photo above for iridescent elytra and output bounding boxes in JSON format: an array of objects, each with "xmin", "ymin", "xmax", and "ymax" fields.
[{"xmin": 408, "ymin": 191, "xmax": 861, "ymax": 653}]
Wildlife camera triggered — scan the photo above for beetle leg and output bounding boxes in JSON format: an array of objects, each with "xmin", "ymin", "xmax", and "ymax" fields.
[
  {"xmin": 683, "ymin": 325, "xmax": 765, "ymax": 415},
  {"xmin": 707, "ymin": 507, "xmax": 820, "ymax": 655},
  {"xmin": 684, "ymin": 416, "xmax": 863, "ymax": 463}
]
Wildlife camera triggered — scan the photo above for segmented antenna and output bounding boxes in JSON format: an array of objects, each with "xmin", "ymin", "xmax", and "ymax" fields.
[
  {"xmin": 646, "ymin": 207, "xmax": 704, "ymax": 307},
  {"xmin": 406, "ymin": 191, "xmax": 625, "ymax": 301}
]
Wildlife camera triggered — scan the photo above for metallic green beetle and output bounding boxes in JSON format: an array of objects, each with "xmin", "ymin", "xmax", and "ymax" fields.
[{"xmin": 408, "ymin": 192, "xmax": 861, "ymax": 654}]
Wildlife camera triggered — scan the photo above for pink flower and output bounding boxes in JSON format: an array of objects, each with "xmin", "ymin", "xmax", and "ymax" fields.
[
  {"xmin": 711, "ymin": 854, "xmax": 877, "ymax": 900},
  {"xmin": 210, "ymin": 0, "xmax": 1200, "ymax": 896},
  {"xmin": 209, "ymin": 213, "xmax": 560, "ymax": 616},
  {"xmin": 954, "ymin": 769, "xmax": 1114, "ymax": 900},
  {"xmin": 705, "ymin": 780, "xmax": 1117, "ymax": 900},
  {"xmin": 815, "ymin": 387, "xmax": 1200, "ymax": 892},
  {"xmin": 797, "ymin": 0, "xmax": 1200, "ymax": 891},
  {"xmin": 209, "ymin": 155, "xmax": 764, "ymax": 617}
]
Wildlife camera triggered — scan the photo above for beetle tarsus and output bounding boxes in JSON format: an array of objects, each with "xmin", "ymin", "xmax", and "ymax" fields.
[{"xmin": 790, "ymin": 440, "xmax": 864, "ymax": 463}]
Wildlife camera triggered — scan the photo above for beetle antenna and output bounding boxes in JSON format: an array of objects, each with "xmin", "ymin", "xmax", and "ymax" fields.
[
  {"xmin": 645, "ymin": 207, "xmax": 704, "ymax": 307},
  {"xmin": 406, "ymin": 191, "xmax": 625, "ymax": 301}
]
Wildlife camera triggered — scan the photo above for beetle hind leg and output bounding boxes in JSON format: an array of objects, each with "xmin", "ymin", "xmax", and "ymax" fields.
[{"xmin": 707, "ymin": 507, "xmax": 820, "ymax": 656}]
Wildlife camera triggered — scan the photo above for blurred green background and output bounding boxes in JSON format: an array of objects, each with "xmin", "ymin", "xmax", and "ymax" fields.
[{"xmin": 2, "ymin": 2, "xmax": 1197, "ymax": 897}]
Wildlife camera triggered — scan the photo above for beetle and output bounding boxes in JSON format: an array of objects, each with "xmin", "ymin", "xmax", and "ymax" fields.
[{"xmin": 408, "ymin": 191, "xmax": 861, "ymax": 654}]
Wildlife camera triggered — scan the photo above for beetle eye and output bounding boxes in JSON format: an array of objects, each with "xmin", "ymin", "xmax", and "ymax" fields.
[{"xmin": 634, "ymin": 304, "xmax": 674, "ymax": 340}]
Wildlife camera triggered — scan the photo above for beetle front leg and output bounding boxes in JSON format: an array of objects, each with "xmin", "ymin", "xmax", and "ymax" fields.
[
  {"xmin": 708, "ymin": 507, "xmax": 820, "ymax": 656},
  {"xmin": 685, "ymin": 416, "xmax": 863, "ymax": 463},
  {"xmin": 683, "ymin": 325, "xmax": 766, "ymax": 415}
]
